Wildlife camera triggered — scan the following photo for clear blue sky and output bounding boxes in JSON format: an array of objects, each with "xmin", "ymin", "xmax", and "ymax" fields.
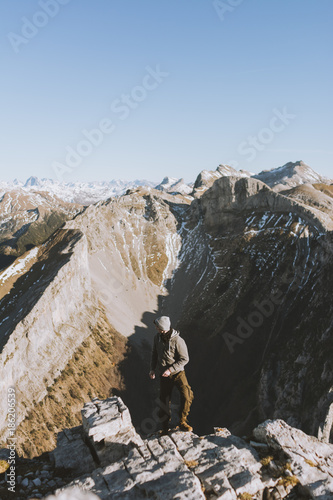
[{"xmin": 0, "ymin": 0, "xmax": 332, "ymax": 183}]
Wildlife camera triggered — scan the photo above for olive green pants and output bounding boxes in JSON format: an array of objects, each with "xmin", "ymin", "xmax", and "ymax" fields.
[{"xmin": 158, "ymin": 371, "xmax": 193, "ymax": 429}]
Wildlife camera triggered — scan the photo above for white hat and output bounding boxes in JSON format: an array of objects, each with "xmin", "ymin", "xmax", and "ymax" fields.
[{"xmin": 154, "ymin": 316, "xmax": 171, "ymax": 331}]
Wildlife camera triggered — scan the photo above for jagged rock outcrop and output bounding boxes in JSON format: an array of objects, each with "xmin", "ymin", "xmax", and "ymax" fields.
[
  {"xmin": 7, "ymin": 397, "xmax": 329, "ymax": 499},
  {"xmin": 192, "ymin": 164, "xmax": 251, "ymax": 198},
  {"xmin": 0, "ymin": 229, "xmax": 98, "ymax": 441},
  {"xmin": 194, "ymin": 176, "xmax": 333, "ymax": 231},
  {"xmin": 253, "ymin": 419, "xmax": 333, "ymax": 499},
  {"xmin": 81, "ymin": 397, "xmax": 144, "ymax": 465}
]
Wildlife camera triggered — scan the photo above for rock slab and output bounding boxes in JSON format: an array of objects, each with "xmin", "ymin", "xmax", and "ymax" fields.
[{"xmin": 41, "ymin": 398, "xmax": 333, "ymax": 500}]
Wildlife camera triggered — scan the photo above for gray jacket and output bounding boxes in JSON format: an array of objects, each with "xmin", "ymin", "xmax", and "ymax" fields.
[{"xmin": 150, "ymin": 329, "xmax": 189, "ymax": 375}]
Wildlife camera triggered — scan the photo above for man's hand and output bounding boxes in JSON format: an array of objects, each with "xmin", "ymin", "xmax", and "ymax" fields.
[
  {"xmin": 149, "ymin": 371, "xmax": 156, "ymax": 379},
  {"xmin": 162, "ymin": 369, "xmax": 171, "ymax": 377}
]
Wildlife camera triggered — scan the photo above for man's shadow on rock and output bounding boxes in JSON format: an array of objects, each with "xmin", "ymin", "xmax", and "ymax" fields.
[
  {"xmin": 112, "ymin": 308, "xmax": 163, "ymax": 437},
  {"xmin": 112, "ymin": 284, "xmax": 188, "ymax": 437}
]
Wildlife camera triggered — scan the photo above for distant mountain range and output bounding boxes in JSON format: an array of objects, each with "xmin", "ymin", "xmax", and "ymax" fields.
[
  {"xmin": 0, "ymin": 160, "xmax": 330, "ymax": 205},
  {"xmin": 0, "ymin": 177, "xmax": 156, "ymax": 205}
]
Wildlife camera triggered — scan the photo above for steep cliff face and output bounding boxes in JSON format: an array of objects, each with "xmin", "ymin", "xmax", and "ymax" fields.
[
  {"xmin": 0, "ymin": 229, "xmax": 97, "ymax": 440},
  {"xmin": 164, "ymin": 176, "xmax": 333, "ymax": 441}
]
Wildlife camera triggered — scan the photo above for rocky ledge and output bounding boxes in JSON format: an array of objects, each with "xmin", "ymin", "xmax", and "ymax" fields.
[{"xmin": 2, "ymin": 397, "xmax": 332, "ymax": 499}]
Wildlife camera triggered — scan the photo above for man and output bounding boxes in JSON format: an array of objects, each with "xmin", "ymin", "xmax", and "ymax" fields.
[{"xmin": 149, "ymin": 315, "xmax": 193, "ymax": 434}]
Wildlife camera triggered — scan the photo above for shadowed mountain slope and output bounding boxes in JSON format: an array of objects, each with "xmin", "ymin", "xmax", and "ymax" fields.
[{"xmin": 163, "ymin": 176, "xmax": 333, "ymax": 440}]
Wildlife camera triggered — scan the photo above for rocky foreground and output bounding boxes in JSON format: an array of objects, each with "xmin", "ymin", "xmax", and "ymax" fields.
[{"xmin": 2, "ymin": 397, "xmax": 332, "ymax": 500}]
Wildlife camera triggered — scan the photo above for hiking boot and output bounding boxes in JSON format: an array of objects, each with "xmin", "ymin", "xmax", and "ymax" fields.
[
  {"xmin": 160, "ymin": 422, "xmax": 170, "ymax": 436},
  {"xmin": 179, "ymin": 421, "xmax": 193, "ymax": 432}
]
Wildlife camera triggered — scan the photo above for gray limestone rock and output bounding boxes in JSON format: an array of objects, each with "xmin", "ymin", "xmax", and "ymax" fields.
[
  {"xmin": 171, "ymin": 429, "xmax": 266, "ymax": 498},
  {"xmin": 56, "ymin": 436, "xmax": 204, "ymax": 500},
  {"xmin": 21, "ymin": 477, "xmax": 29, "ymax": 487},
  {"xmin": 50, "ymin": 425, "xmax": 96, "ymax": 475},
  {"xmin": 40, "ymin": 470, "xmax": 51, "ymax": 477},
  {"xmin": 81, "ymin": 397, "xmax": 144, "ymax": 466},
  {"xmin": 41, "ymin": 397, "xmax": 332, "ymax": 499},
  {"xmin": 254, "ymin": 419, "xmax": 333, "ymax": 499}
]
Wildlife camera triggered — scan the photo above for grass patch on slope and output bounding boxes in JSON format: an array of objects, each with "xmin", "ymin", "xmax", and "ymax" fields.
[{"xmin": 14, "ymin": 311, "xmax": 128, "ymax": 458}]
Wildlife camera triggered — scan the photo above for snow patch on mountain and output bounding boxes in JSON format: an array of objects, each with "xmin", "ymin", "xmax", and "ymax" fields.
[{"xmin": 0, "ymin": 247, "xmax": 39, "ymax": 286}]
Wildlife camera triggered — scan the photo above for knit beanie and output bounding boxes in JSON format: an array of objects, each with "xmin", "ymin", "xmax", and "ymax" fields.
[{"xmin": 154, "ymin": 316, "xmax": 171, "ymax": 331}]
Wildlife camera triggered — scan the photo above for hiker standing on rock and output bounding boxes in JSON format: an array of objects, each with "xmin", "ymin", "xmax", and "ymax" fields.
[{"xmin": 149, "ymin": 316, "xmax": 193, "ymax": 434}]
